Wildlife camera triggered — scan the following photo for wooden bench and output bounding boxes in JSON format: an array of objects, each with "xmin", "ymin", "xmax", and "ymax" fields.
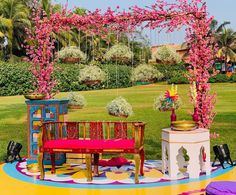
[{"xmin": 38, "ymin": 121, "xmax": 145, "ymax": 183}]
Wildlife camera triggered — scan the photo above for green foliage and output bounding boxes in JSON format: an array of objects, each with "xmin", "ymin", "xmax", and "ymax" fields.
[
  {"xmin": 167, "ymin": 71, "xmax": 189, "ymax": 84},
  {"xmin": 209, "ymin": 74, "xmax": 232, "ymax": 83},
  {"xmin": 0, "ymin": 62, "xmax": 35, "ymax": 96},
  {"xmin": 66, "ymin": 92, "xmax": 86, "ymax": 107},
  {"xmin": 0, "ymin": 62, "xmax": 133, "ymax": 96},
  {"xmin": 231, "ymin": 74, "xmax": 236, "ymax": 82},
  {"xmin": 153, "ymin": 45, "xmax": 181, "ymax": 64},
  {"xmin": 58, "ymin": 46, "xmax": 86, "ymax": 61},
  {"xmin": 102, "ymin": 64, "xmax": 132, "ymax": 88},
  {"xmin": 106, "ymin": 96, "xmax": 133, "ymax": 117},
  {"xmin": 131, "ymin": 64, "xmax": 163, "ymax": 82},
  {"xmin": 154, "ymin": 63, "xmax": 186, "ymax": 80}
]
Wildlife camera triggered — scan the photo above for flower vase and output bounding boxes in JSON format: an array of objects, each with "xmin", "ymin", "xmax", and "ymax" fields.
[
  {"xmin": 192, "ymin": 108, "xmax": 199, "ymax": 122},
  {"xmin": 170, "ymin": 109, "xmax": 177, "ymax": 122}
]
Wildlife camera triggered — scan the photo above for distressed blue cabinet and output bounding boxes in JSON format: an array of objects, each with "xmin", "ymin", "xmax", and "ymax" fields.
[{"xmin": 26, "ymin": 99, "xmax": 69, "ymax": 164}]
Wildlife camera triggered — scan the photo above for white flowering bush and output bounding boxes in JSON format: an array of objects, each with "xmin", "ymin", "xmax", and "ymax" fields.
[
  {"xmin": 106, "ymin": 96, "xmax": 133, "ymax": 117},
  {"xmin": 153, "ymin": 46, "xmax": 181, "ymax": 64},
  {"xmin": 66, "ymin": 92, "xmax": 87, "ymax": 107},
  {"xmin": 131, "ymin": 64, "xmax": 164, "ymax": 82},
  {"xmin": 153, "ymin": 92, "xmax": 181, "ymax": 112},
  {"xmin": 79, "ymin": 65, "xmax": 106, "ymax": 82},
  {"xmin": 58, "ymin": 46, "xmax": 86, "ymax": 61},
  {"xmin": 104, "ymin": 44, "xmax": 133, "ymax": 62}
]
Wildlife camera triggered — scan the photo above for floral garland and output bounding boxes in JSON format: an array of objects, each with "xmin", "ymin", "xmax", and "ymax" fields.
[{"xmin": 25, "ymin": 0, "xmax": 217, "ymax": 128}]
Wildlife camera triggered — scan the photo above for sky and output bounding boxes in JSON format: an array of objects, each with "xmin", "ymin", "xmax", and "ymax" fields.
[{"xmin": 53, "ymin": 0, "xmax": 236, "ymax": 45}]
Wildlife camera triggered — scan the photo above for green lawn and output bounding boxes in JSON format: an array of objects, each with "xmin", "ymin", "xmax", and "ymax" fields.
[{"xmin": 0, "ymin": 83, "xmax": 236, "ymax": 161}]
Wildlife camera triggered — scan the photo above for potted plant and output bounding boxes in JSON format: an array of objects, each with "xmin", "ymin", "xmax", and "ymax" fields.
[
  {"xmin": 153, "ymin": 84, "xmax": 181, "ymax": 122},
  {"xmin": 66, "ymin": 92, "xmax": 87, "ymax": 109},
  {"xmin": 58, "ymin": 46, "xmax": 86, "ymax": 63},
  {"xmin": 106, "ymin": 96, "xmax": 133, "ymax": 118},
  {"xmin": 152, "ymin": 45, "xmax": 181, "ymax": 65},
  {"xmin": 79, "ymin": 65, "xmax": 106, "ymax": 86},
  {"xmin": 131, "ymin": 64, "xmax": 164, "ymax": 85},
  {"xmin": 104, "ymin": 44, "xmax": 133, "ymax": 63}
]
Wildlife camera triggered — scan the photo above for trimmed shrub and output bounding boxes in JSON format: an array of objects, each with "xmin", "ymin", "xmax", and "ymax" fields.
[
  {"xmin": 131, "ymin": 64, "xmax": 163, "ymax": 82},
  {"xmin": 0, "ymin": 62, "xmax": 132, "ymax": 96},
  {"xmin": 0, "ymin": 62, "xmax": 35, "ymax": 96},
  {"xmin": 154, "ymin": 63, "xmax": 186, "ymax": 81},
  {"xmin": 167, "ymin": 71, "xmax": 189, "ymax": 84},
  {"xmin": 209, "ymin": 74, "xmax": 232, "ymax": 83}
]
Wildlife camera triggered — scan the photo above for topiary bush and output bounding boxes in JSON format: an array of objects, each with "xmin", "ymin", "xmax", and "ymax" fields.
[{"xmin": 131, "ymin": 64, "xmax": 163, "ymax": 82}]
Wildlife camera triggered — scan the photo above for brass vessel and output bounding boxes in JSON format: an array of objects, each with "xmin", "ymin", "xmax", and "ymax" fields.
[
  {"xmin": 24, "ymin": 93, "xmax": 45, "ymax": 100},
  {"xmin": 171, "ymin": 120, "xmax": 197, "ymax": 131}
]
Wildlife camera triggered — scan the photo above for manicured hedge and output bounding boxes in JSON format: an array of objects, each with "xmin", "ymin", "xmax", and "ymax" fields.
[
  {"xmin": 154, "ymin": 63, "xmax": 187, "ymax": 81},
  {"xmin": 0, "ymin": 62, "xmax": 132, "ymax": 96},
  {"xmin": 209, "ymin": 74, "xmax": 232, "ymax": 83},
  {"xmin": 0, "ymin": 61, "xmax": 235, "ymax": 96},
  {"xmin": 0, "ymin": 62, "xmax": 35, "ymax": 96}
]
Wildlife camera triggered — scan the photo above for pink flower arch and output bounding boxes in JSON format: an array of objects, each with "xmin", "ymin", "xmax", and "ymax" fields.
[{"xmin": 25, "ymin": 0, "xmax": 217, "ymax": 128}]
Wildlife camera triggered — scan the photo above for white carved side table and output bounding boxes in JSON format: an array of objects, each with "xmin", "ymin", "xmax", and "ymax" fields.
[{"xmin": 162, "ymin": 128, "xmax": 211, "ymax": 179}]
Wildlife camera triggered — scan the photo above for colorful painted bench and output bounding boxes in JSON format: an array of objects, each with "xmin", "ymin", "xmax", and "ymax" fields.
[{"xmin": 38, "ymin": 121, "xmax": 145, "ymax": 183}]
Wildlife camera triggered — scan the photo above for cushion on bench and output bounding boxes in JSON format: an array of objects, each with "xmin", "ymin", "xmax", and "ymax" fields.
[
  {"xmin": 206, "ymin": 181, "xmax": 236, "ymax": 195},
  {"xmin": 44, "ymin": 139, "xmax": 135, "ymax": 150}
]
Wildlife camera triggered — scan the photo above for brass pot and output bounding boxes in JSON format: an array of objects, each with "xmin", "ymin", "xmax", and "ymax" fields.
[{"xmin": 171, "ymin": 120, "xmax": 197, "ymax": 131}]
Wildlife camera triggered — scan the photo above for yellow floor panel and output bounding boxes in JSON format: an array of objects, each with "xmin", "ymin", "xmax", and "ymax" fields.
[{"xmin": 1, "ymin": 163, "xmax": 236, "ymax": 195}]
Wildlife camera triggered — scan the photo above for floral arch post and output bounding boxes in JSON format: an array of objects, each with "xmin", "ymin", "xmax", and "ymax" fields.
[{"xmin": 26, "ymin": 0, "xmax": 216, "ymax": 128}]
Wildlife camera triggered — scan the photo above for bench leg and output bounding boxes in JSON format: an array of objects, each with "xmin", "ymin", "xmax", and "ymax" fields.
[
  {"xmin": 50, "ymin": 153, "xmax": 55, "ymax": 174},
  {"xmin": 140, "ymin": 149, "xmax": 145, "ymax": 176},
  {"xmin": 38, "ymin": 152, "xmax": 44, "ymax": 180},
  {"xmin": 85, "ymin": 154, "xmax": 92, "ymax": 182},
  {"xmin": 134, "ymin": 154, "xmax": 140, "ymax": 184},
  {"xmin": 93, "ymin": 153, "xmax": 99, "ymax": 176}
]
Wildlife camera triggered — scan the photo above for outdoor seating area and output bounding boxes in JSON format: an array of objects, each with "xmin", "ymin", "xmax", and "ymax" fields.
[{"xmin": 0, "ymin": 0, "xmax": 236, "ymax": 195}]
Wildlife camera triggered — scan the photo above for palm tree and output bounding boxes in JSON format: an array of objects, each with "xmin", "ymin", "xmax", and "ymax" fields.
[
  {"xmin": 216, "ymin": 28, "xmax": 236, "ymax": 63},
  {"xmin": 0, "ymin": 0, "xmax": 30, "ymax": 55}
]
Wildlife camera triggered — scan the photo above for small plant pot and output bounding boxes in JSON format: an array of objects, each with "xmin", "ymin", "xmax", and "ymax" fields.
[
  {"xmin": 62, "ymin": 57, "xmax": 81, "ymax": 64},
  {"xmin": 111, "ymin": 56, "xmax": 129, "ymax": 63},
  {"xmin": 109, "ymin": 113, "xmax": 128, "ymax": 118},
  {"xmin": 83, "ymin": 80, "xmax": 101, "ymax": 86},
  {"xmin": 68, "ymin": 104, "xmax": 83, "ymax": 109}
]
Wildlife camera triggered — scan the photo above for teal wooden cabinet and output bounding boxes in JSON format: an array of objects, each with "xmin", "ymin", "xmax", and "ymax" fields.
[{"xmin": 26, "ymin": 100, "xmax": 69, "ymax": 164}]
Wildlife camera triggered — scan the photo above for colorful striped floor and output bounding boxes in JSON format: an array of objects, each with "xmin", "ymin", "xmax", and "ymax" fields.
[{"xmin": 0, "ymin": 160, "xmax": 236, "ymax": 195}]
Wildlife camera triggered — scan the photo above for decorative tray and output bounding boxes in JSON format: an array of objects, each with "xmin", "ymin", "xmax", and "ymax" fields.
[{"xmin": 171, "ymin": 120, "xmax": 197, "ymax": 131}]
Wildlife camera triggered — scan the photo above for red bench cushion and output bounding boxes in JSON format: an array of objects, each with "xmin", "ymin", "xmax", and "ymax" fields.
[{"xmin": 44, "ymin": 139, "xmax": 135, "ymax": 150}]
